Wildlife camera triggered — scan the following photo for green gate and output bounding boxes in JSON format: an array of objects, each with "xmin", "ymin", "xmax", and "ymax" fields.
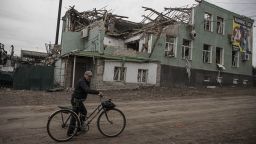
[{"xmin": 13, "ymin": 65, "xmax": 54, "ymax": 90}]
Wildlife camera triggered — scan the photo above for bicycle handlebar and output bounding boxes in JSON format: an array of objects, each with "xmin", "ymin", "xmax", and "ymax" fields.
[{"xmin": 98, "ymin": 94, "xmax": 112, "ymax": 102}]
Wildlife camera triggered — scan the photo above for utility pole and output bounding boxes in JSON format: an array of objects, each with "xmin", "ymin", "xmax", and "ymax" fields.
[{"xmin": 55, "ymin": 0, "xmax": 62, "ymax": 45}]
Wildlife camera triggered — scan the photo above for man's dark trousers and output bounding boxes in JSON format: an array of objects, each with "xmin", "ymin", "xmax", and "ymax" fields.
[{"xmin": 67, "ymin": 97, "xmax": 87, "ymax": 135}]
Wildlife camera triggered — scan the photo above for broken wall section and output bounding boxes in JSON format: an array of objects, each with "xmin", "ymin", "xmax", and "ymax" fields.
[
  {"xmin": 103, "ymin": 33, "xmax": 154, "ymax": 58},
  {"xmin": 61, "ymin": 20, "xmax": 105, "ymax": 55}
]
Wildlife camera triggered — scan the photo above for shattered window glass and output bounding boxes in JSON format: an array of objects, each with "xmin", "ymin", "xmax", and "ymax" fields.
[
  {"xmin": 232, "ymin": 51, "xmax": 239, "ymax": 67},
  {"xmin": 138, "ymin": 69, "xmax": 148, "ymax": 83},
  {"xmin": 216, "ymin": 47, "xmax": 224, "ymax": 65},
  {"xmin": 113, "ymin": 67, "xmax": 126, "ymax": 81},
  {"xmin": 217, "ymin": 17, "xmax": 224, "ymax": 34},
  {"xmin": 182, "ymin": 39, "xmax": 192, "ymax": 60},
  {"xmin": 204, "ymin": 13, "xmax": 212, "ymax": 31},
  {"xmin": 203, "ymin": 44, "xmax": 212, "ymax": 63},
  {"xmin": 165, "ymin": 36, "xmax": 176, "ymax": 57}
]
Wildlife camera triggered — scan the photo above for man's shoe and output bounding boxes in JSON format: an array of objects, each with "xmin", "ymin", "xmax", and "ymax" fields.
[{"xmin": 67, "ymin": 133, "xmax": 73, "ymax": 137}]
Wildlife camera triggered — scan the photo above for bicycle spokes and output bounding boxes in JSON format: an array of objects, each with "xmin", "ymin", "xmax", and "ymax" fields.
[
  {"xmin": 47, "ymin": 110, "xmax": 79, "ymax": 142},
  {"xmin": 97, "ymin": 108, "xmax": 126, "ymax": 137}
]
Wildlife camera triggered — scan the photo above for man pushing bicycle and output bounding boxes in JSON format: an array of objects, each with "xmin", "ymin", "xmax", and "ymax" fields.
[{"xmin": 67, "ymin": 70, "xmax": 102, "ymax": 136}]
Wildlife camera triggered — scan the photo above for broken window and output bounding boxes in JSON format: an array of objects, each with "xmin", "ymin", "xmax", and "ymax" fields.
[
  {"xmin": 217, "ymin": 17, "xmax": 224, "ymax": 34},
  {"xmin": 141, "ymin": 43, "xmax": 148, "ymax": 53},
  {"xmin": 233, "ymin": 78, "xmax": 239, "ymax": 84},
  {"xmin": 232, "ymin": 51, "xmax": 239, "ymax": 67},
  {"xmin": 137, "ymin": 69, "xmax": 148, "ymax": 83},
  {"xmin": 243, "ymin": 80, "xmax": 248, "ymax": 85},
  {"xmin": 204, "ymin": 13, "xmax": 212, "ymax": 31},
  {"xmin": 113, "ymin": 67, "xmax": 126, "ymax": 81},
  {"xmin": 141, "ymin": 35, "xmax": 150, "ymax": 53},
  {"xmin": 241, "ymin": 52, "xmax": 250, "ymax": 61},
  {"xmin": 182, "ymin": 39, "xmax": 192, "ymax": 60},
  {"xmin": 216, "ymin": 47, "xmax": 224, "ymax": 65},
  {"xmin": 126, "ymin": 40, "xmax": 139, "ymax": 51},
  {"xmin": 203, "ymin": 76, "xmax": 211, "ymax": 83},
  {"xmin": 165, "ymin": 35, "xmax": 176, "ymax": 57},
  {"xmin": 203, "ymin": 44, "xmax": 212, "ymax": 63}
]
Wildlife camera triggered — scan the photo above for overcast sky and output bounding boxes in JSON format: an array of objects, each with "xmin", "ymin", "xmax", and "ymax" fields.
[{"xmin": 0, "ymin": 0, "xmax": 256, "ymax": 66}]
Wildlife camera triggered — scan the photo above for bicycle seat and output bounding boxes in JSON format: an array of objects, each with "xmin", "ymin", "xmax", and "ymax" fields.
[{"xmin": 58, "ymin": 106, "xmax": 73, "ymax": 110}]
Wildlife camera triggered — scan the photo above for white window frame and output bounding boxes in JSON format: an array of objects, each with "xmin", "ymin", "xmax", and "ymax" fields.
[
  {"xmin": 137, "ymin": 69, "xmax": 148, "ymax": 83},
  {"xmin": 203, "ymin": 44, "xmax": 212, "ymax": 63},
  {"xmin": 182, "ymin": 39, "xmax": 192, "ymax": 60},
  {"xmin": 243, "ymin": 80, "xmax": 248, "ymax": 85},
  {"xmin": 165, "ymin": 36, "xmax": 177, "ymax": 57},
  {"xmin": 216, "ymin": 47, "xmax": 224, "ymax": 65},
  {"xmin": 233, "ymin": 78, "xmax": 239, "ymax": 84},
  {"xmin": 241, "ymin": 52, "xmax": 250, "ymax": 61},
  {"xmin": 204, "ymin": 76, "xmax": 211, "ymax": 83},
  {"xmin": 232, "ymin": 51, "xmax": 239, "ymax": 68},
  {"xmin": 217, "ymin": 16, "xmax": 224, "ymax": 34},
  {"xmin": 113, "ymin": 67, "xmax": 126, "ymax": 81},
  {"xmin": 204, "ymin": 12, "xmax": 213, "ymax": 32}
]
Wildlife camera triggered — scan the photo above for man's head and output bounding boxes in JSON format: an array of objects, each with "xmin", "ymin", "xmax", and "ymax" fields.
[{"xmin": 84, "ymin": 71, "xmax": 93, "ymax": 81}]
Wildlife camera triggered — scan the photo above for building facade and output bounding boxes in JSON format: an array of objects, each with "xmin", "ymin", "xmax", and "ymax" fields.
[
  {"xmin": 57, "ymin": 1, "xmax": 254, "ymax": 89},
  {"xmin": 153, "ymin": 1, "xmax": 254, "ymax": 87}
]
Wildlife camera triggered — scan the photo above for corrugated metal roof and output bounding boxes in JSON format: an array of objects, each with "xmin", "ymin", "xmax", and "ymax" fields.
[{"xmin": 21, "ymin": 50, "xmax": 48, "ymax": 58}]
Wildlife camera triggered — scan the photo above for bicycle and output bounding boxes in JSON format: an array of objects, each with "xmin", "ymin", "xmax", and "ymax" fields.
[{"xmin": 46, "ymin": 95, "xmax": 126, "ymax": 142}]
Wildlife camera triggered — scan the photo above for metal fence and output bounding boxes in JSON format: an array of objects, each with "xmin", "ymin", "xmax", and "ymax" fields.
[
  {"xmin": 0, "ymin": 71, "xmax": 13, "ymax": 88},
  {"xmin": 13, "ymin": 65, "xmax": 54, "ymax": 90}
]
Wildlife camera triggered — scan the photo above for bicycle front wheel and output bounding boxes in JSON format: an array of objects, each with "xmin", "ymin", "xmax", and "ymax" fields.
[
  {"xmin": 97, "ymin": 108, "xmax": 126, "ymax": 137},
  {"xmin": 47, "ymin": 109, "xmax": 79, "ymax": 142}
]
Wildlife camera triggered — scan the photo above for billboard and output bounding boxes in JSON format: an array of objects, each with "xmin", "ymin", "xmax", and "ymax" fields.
[{"xmin": 232, "ymin": 17, "xmax": 253, "ymax": 53}]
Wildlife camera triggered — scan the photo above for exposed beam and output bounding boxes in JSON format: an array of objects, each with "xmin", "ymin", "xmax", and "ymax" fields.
[{"xmin": 142, "ymin": 15, "xmax": 154, "ymax": 22}]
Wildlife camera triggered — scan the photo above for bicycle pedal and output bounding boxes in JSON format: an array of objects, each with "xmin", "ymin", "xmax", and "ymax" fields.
[
  {"xmin": 81, "ymin": 124, "xmax": 89, "ymax": 132},
  {"xmin": 81, "ymin": 127, "xmax": 88, "ymax": 132},
  {"xmin": 75, "ymin": 132, "xmax": 80, "ymax": 136},
  {"xmin": 75, "ymin": 129, "xmax": 85, "ymax": 136}
]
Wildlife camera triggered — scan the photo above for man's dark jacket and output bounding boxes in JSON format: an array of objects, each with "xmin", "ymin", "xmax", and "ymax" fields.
[{"xmin": 72, "ymin": 77, "xmax": 99, "ymax": 100}]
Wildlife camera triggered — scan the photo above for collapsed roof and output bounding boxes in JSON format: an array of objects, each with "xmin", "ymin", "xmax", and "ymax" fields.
[{"xmin": 63, "ymin": 4, "xmax": 196, "ymax": 39}]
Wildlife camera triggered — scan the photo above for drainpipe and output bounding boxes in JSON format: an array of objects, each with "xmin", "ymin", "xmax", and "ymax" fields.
[
  {"xmin": 185, "ymin": 58, "xmax": 191, "ymax": 84},
  {"xmin": 98, "ymin": 32, "xmax": 103, "ymax": 54},
  {"xmin": 72, "ymin": 56, "xmax": 76, "ymax": 88},
  {"xmin": 122, "ymin": 57, "xmax": 126, "ymax": 83}
]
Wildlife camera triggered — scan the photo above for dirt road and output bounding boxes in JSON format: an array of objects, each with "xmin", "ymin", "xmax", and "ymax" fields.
[{"xmin": 0, "ymin": 87, "xmax": 256, "ymax": 144}]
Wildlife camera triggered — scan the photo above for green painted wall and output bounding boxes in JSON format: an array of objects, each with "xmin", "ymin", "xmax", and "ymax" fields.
[
  {"xmin": 61, "ymin": 32, "xmax": 84, "ymax": 55},
  {"xmin": 150, "ymin": 1, "xmax": 253, "ymax": 76},
  {"xmin": 84, "ymin": 21, "xmax": 105, "ymax": 53},
  {"xmin": 150, "ymin": 24, "xmax": 191, "ymax": 67},
  {"xmin": 61, "ymin": 20, "xmax": 105, "ymax": 55},
  {"xmin": 61, "ymin": 2, "xmax": 253, "ymax": 76},
  {"xmin": 192, "ymin": 1, "xmax": 253, "ymax": 76}
]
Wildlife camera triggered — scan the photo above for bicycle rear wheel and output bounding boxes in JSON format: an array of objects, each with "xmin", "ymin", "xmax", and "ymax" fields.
[
  {"xmin": 97, "ymin": 108, "xmax": 126, "ymax": 137},
  {"xmin": 47, "ymin": 109, "xmax": 79, "ymax": 142}
]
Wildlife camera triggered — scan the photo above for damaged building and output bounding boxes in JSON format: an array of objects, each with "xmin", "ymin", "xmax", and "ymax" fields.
[{"xmin": 56, "ymin": 1, "xmax": 254, "ymax": 89}]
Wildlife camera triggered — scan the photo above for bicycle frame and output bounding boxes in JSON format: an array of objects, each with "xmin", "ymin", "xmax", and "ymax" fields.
[
  {"xmin": 47, "ymin": 96, "xmax": 125, "ymax": 142},
  {"xmin": 82, "ymin": 96, "xmax": 113, "ymax": 126},
  {"xmin": 58, "ymin": 97, "xmax": 111, "ymax": 128},
  {"xmin": 85, "ymin": 104, "xmax": 105, "ymax": 125}
]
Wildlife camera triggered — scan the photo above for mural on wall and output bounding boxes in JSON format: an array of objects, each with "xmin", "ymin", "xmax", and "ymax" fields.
[{"xmin": 232, "ymin": 17, "xmax": 253, "ymax": 53}]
